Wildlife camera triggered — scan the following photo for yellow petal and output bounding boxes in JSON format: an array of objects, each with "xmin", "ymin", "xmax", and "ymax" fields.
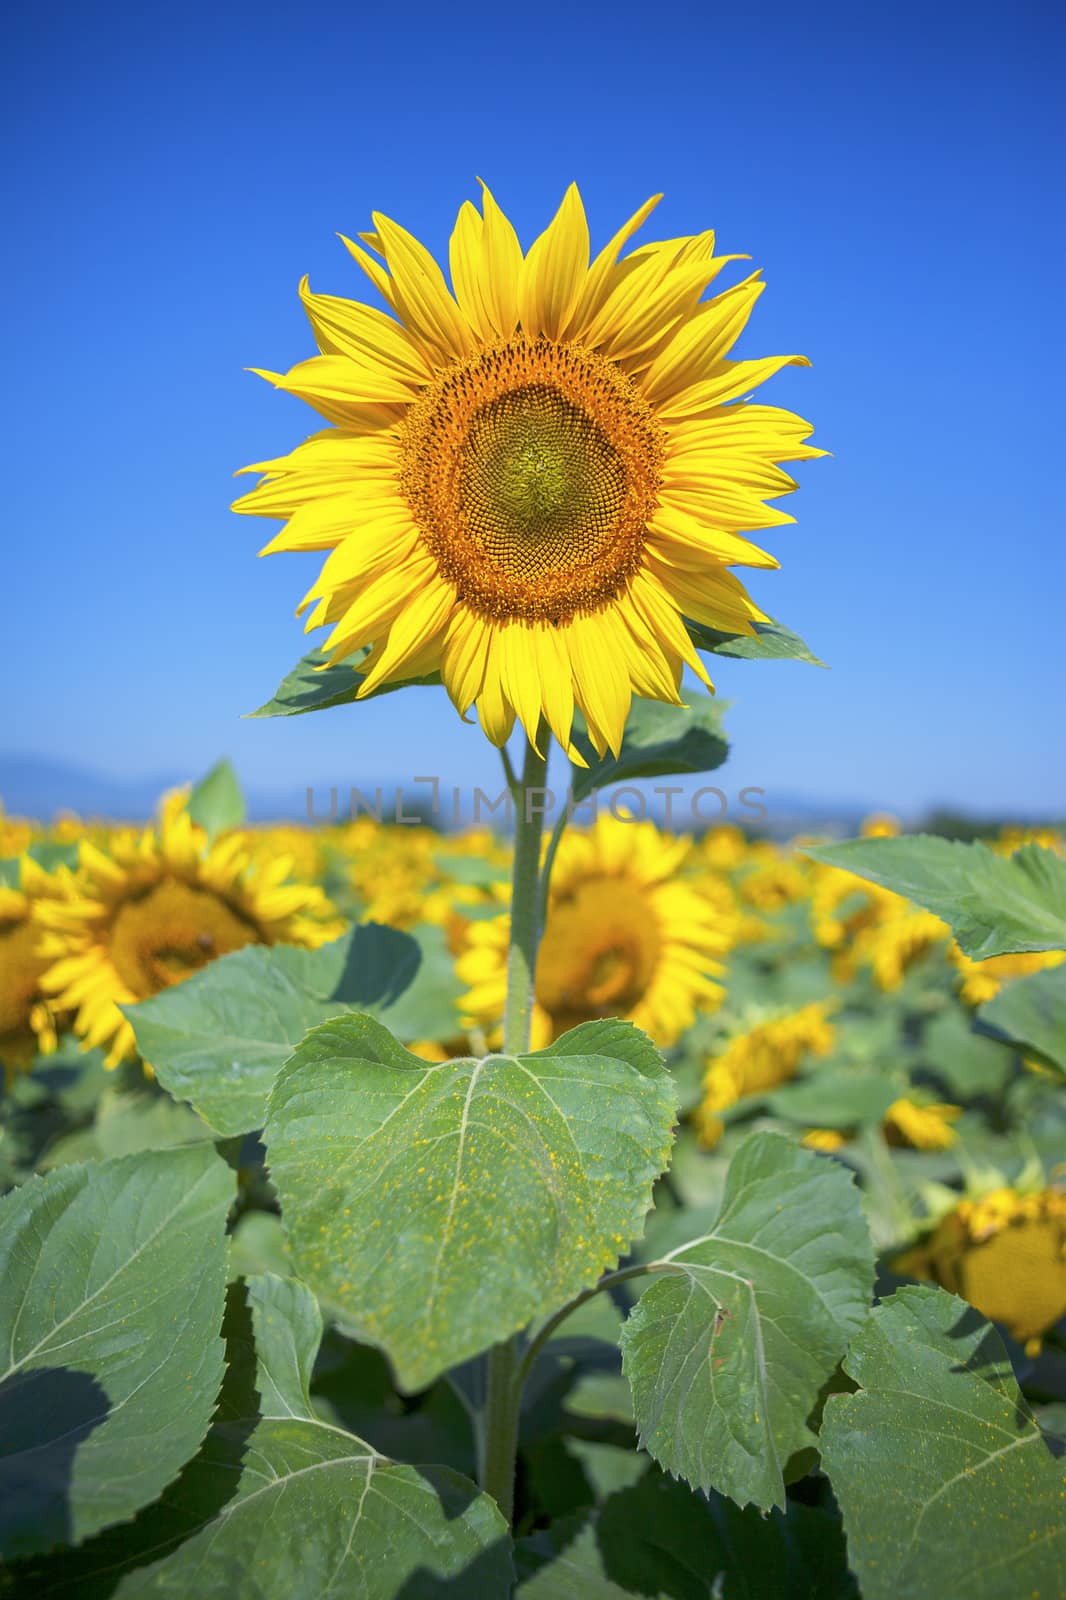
[
  {"xmin": 517, "ymin": 182, "xmax": 590, "ymax": 339},
  {"xmin": 658, "ymin": 354, "xmax": 811, "ymax": 420},
  {"xmin": 646, "ymin": 553, "xmax": 769, "ymax": 632},
  {"xmin": 561, "ymin": 192, "xmax": 662, "ymax": 337},
  {"xmin": 649, "ymin": 502, "xmax": 781, "ymax": 566},
  {"xmin": 371, "ymin": 211, "xmax": 475, "ymax": 363},
  {"xmin": 441, "ymin": 607, "xmax": 491, "ymax": 713},
  {"xmin": 355, "ymin": 575, "xmax": 454, "ymax": 692},
  {"xmin": 641, "ymin": 275, "xmax": 765, "ymax": 402},
  {"xmin": 298, "ymin": 278, "xmax": 430, "ymax": 385}
]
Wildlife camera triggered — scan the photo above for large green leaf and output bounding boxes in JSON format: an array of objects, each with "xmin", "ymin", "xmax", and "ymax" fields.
[
  {"xmin": 250, "ymin": 646, "xmax": 441, "ymax": 717},
  {"xmin": 11, "ymin": 1276, "xmax": 512, "ymax": 1597},
  {"xmin": 517, "ymin": 1469, "xmax": 856, "ymax": 1598},
  {"xmin": 124, "ymin": 923, "xmax": 435, "ymax": 1136},
  {"xmin": 686, "ymin": 617, "xmax": 826, "ymax": 666},
  {"xmin": 0, "ymin": 1146, "xmax": 234, "ymax": 1558},
  {"xmin": 804, "ymin": 836, "xmax": 1066, "ymax": 958},
  {"xmin": 820, "ymin": 1285, "xmax": 1066, "ymax": 1600},
  {"xmin": 978, "ymin": 964, "xmax": 1066, "ymax": 1078},
  {"xmin": 620, "ymin": 1133, "xmax": 874, "ymax": 1509},
  {"xmin": 265, "ymin": 1015, "xmax": 677, "ymax": 1390},
  {"xmin": 570, "ymin": 696, "xmax": 728, "ymax": 802},
  {"xmin": 186, "ymin": 759, "xmax": 245, "ymax": 840}
]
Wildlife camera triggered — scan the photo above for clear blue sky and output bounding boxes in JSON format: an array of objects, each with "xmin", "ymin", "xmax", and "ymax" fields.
[{"xmin": 4, "ymin": 0, "xmax": 1063, "ymax": 820}]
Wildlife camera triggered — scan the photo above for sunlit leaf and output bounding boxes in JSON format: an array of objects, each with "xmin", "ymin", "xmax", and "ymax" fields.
[
  {"xmin": 186, "ymin": 759, "xmax": 245, "ymax": 841},
  {"xmin": 620, "ymin": 1133, "xmax": 874, "ymax": 1509},
  {"xmin": 250, "ymin": 646, "xmax": 441, "ymax": 718},
  {"xmin": 571, "ymin": 696, "xmax": 728, "ymax": 801},
  {"xmin": 820, "ymin": 1285, "xmax": 1066, "ymax": 1600},
  {"xmin": 979, "ymin": 965, "xmax": 1066, "ymax": 1078},
  {"xmin": 686, "ymin": 616, "xmax": 825, "ymax": 666},
  {"xmin": 804, "ymin": 836, "xmax": 1066, "ymax": 958},
  {"xmin": 0, "ymin": 1146, "xmax": 233, "ymax": 1558},
  {"xmin": 124, "ymin": 923, "xmax": 431, "ymax": 1135},
  {"xmin": 266, "ymin": 1015, "xmax": 676, "ymax": 1390}
]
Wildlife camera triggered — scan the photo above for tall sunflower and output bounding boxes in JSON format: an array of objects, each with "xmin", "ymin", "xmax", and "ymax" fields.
[
  {"xmin": 458, "ymin": 815, "xmax": 730, "ymax": 1049},
  {"xmin": 234, "ymin": 184, "xmax": 821, "ymax": 756},
  {"xmin": 37, "ymin": 801, "xmax": 343, "ymax": 1067}
]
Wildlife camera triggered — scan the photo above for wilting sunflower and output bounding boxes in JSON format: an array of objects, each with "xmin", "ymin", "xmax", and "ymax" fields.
[
  {"xmin": 458, "ymin": 815, "xmax": 730, "ymax": 1048},
  {"xmin": 37, "ymin": 800, "xmax": 343, "ymax": 1067},
  {"xmin": 234, "ymin": 184, "xmax": 821, "ymax": 756},
  {"xmin": 0, "ymin": 856, "xmax": 67, "ymax": 1079}
]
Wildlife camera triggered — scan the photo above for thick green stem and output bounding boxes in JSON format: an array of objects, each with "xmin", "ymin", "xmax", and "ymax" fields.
[
  {"xmin": 501, "ymin": 736, "xmax": 549, "ymax": 1057},
  {"xmin": 481, "ymin": 734, "xmax": 550, "ymax": 1523},
  {"xmin": 481, "ymin": 1338, "xmax": 522, "ymax": 1524}
]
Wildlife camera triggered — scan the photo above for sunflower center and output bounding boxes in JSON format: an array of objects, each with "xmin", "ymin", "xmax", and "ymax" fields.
[
  {"xmin": 109, "ymin": 878, "xmax": 264, "ymax": 998},
  {"xmin": 401, "ymin": 338, "xmax": 664, "ymax": 624},
  {"xmin": 534, "ymin": 876, "xmax": 661, "ymax": 1038}
]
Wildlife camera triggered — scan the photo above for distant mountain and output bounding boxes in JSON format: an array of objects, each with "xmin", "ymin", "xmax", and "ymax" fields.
[
  {"xmin": 0, "ymin": 751, "xmax": 885, "ymax": 837},
  {"xmin": 1, "ymin": 755, "xmax": 188, "ymax": 822},
  {"xmin": 2, "ymin": 753, "xmax": 1052, "ymax": 840}
]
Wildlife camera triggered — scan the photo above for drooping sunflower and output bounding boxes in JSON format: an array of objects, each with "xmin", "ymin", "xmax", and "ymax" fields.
[
  {"xmin": 234, "ymin": 184, "xmax": 821, "ymax": 756},
  {"xmin": 37, "ymin": 800, "xmax": 343, "ymax": 1067},
  {"xmin": 896, "ymin": 1186, "xmax": 1066, "ymax": 1354},
  {"xmin": 458, "ymin": 815, "xmax": 731, "ymax": 1049}
]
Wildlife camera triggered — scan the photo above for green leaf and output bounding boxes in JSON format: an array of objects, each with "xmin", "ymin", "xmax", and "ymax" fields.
[
  {"xmin": 265, "ymin": 1015, "xmax": 677, "ymax": 1390},
  {"xmin": 919, "ymin": 1005, "xmax": 1017, "ymax": 1097},
  {"xmin": 804, "ymin": 836, "xmax": 1066, "ymax": 958},
  {"xmin": 124, "ymin": 923, "xmax": 427, "ymax": 1136},
  {"xmin": 978, "ymin": 965, "xmax": 1066, "ymax": 1078},
  {"xmin": 186, "ymin": 759, "xmax": 245, "ymax": 840},
  {"xmin": 12, "ymin": 1277, "xmax": 512, "ymax": 1597},
  {"xmin": 250, "ymin": 646, "xmax": 441, "ymax": 718},
  {"xmin": 226, "ymin": 1211, "xmax": 289, "ymax": 1282},
  {"xmin": 686, "ymin": 616, "xmax": 826, "ymax": 666},
  {"xmin": 820, "ymin": 1285, "xmax": 1066, "ymax": 1600},
  {"xmin": 39, "ymin": 1083, "xmax": 215, "ymax": 1169},
  {"xmin": 571, "ymin": 696, "xmax": 728, "ymax": 802},
  {"xmin": 762, "ymin": 1071, "xmax": 898, "ymax": 1129},
  {"xmin": 516, "ymin": 1470, "xmax": 856, "ymax": 1598},
  {"xmin": 620, "ymin": 1132, "xmax": 874, "ymax": 1509},
  {"xmin": 241, "ymin": 1273, "xmax": 322, "ymax": 1420},
  {"xmin": 0, "ymin": 1146, "xmax": 234, "ymax": 1558},
  {"xmin": 27, "ymin": 842, "xmax": 81, "ymax": 873}
]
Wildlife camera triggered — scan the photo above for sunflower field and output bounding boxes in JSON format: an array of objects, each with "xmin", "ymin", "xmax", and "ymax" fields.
[{"xmin": 2, "ymin": 185, "xmax": 1065, "ymax": 1598}]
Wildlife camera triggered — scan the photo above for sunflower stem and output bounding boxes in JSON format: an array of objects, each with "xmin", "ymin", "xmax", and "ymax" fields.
[
  {"xmin": 480, "ymin": 734, "xmax": 549, "ymax": 1525},
  {"xmin": 501, "ymin": 735, "xmax": 549, "ymax": 1057}
]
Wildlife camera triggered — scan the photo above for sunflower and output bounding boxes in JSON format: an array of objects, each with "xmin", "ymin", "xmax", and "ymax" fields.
[
  {"xmin": 37, "ymin": 801, "xmax": 343, "ymax": 1067},
  {"xmin": 896, "ymin": 1186, "xmax": 1066, "ymax": 1354},
  {"xmin": 810, "ymin": 860, "xmax": 949, "ymax": 989},
  {"xmin": 694, "ymin": 1000, "xmax": 836, "ymax": 1147},
  {"xmin": 234, "ymin": 184, "xmax": 821, "ymax": 757},
  {"xmin": 0, "ymin": 857, "xmax": 66, "ymax": 1080},
  {"xmin": 458, "ymin": 815, "xmax": 730, "ymax": 1049},
  {"xmin": 882, "ymin": 1096, "xmax": 961, "ymax": 1151}
]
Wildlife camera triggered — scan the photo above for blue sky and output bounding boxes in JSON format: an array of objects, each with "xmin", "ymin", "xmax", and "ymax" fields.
[{"xmin": 4, "ymin": 0, "xmax": 1063, "ymax": 821}]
